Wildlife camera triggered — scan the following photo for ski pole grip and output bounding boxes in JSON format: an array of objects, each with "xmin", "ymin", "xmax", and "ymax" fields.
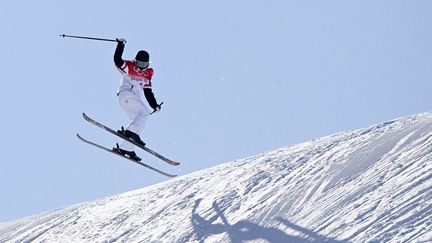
[{"xmin": 150, "ymin": 102, "xmax": 164, "ymax": 115}]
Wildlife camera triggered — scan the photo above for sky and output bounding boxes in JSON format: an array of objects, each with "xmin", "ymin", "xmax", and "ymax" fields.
[{"xmin": 0, "ymin": 0, "xmax": 431, "ymax": 222}]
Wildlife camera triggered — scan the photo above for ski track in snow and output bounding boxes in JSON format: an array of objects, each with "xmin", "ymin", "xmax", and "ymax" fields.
[{"xmin": 1, "ymin": 113, "xmax": 432, "ymax": 242}]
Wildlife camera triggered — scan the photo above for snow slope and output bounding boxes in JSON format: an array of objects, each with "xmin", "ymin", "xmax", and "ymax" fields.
[{"xmin": 1, "ymin": 113, "xmax": 432, "ymax": 242}]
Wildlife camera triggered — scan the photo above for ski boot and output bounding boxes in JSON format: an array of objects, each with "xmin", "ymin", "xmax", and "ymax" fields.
[
  {"xmin": 118, "ymin": 127, "xmax": 146, "ymax": 147},
  {"xmin": 112, "ymin": 143, "xmax": 142, "ymax": 161}
]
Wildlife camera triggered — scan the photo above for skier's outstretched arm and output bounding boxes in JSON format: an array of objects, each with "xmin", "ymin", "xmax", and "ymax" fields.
[{"xmin": 114, "ymin": 40, "xmax": 125, "ymax": 68}]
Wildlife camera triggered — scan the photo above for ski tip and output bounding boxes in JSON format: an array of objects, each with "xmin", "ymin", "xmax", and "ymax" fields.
[
  {"xmin": 76, "ymin": 133, "xmax": 85, "ymax": 142},
  {"xmin": 163, "ymin": 159, "xmax": 180, "ymax": 166},
  {"xmin": 82, "ymin": 112, "xmax": 91, "ymax": 121}
]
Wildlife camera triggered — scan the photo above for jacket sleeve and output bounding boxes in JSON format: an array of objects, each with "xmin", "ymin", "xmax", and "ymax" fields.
[
  {"xmin": 144, "ymin": 87, "xmax": 158, "ymax": 110},
  {"xmin": 114, "ymin": 42, "xmax": 125, "ymax": 68}
]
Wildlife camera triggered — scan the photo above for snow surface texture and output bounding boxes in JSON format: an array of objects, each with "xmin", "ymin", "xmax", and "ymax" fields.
[{"xmin": 1, "ymin": 113, "xmax": 432, "ymax": 242}]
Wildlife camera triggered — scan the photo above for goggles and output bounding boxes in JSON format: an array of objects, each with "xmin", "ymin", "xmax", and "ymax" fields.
[{"xmin": 134, "ymin": 60, "xmax": 150, "ymax": 69}]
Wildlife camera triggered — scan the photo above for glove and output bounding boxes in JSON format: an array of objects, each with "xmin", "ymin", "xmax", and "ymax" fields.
[
  {"xmin": 116, "ymin": 38, "xmax": 127, "ymax": 44},
  {"xmin": 151, "ymin": 102, "xmax": 164, "ymax": 115},
  {"xmin": 154, "ymin": 102, "xmax": 163, "ymax": 112}
]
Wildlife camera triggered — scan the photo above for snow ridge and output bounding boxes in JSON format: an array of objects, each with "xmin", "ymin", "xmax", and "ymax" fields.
[{"xmin": 1, "ymin": 113, "xmax": 431, "ymax": 242}]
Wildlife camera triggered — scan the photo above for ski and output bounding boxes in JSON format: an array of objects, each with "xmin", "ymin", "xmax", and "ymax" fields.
[
  {"xmin": 82, "ymin": 113, "xmax": 180, "ymax": 166},
  {"xmin": 77, "ymin": 134, "xmax": 177, "ymax": 178}
]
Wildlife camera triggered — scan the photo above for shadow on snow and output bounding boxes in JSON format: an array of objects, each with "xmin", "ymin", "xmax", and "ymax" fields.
[{"xmin": 191, "ymin": 198, "xmax": 345, "ymax": 243}]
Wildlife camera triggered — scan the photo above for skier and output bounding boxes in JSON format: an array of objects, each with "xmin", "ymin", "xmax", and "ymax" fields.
[{"xmin": 112, "ymin": 38, "xmax": 162, "ymax": 161}]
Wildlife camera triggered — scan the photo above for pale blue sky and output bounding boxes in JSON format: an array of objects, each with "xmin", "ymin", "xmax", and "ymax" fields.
[{"xmin": 1, "ymin": 0, "xmax": 431, "ymax": 222}]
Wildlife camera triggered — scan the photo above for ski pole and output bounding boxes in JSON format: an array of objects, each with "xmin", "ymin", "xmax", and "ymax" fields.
[{"xmin": 59, "ymin": 34, "xmax": 119, "ymax": 42}]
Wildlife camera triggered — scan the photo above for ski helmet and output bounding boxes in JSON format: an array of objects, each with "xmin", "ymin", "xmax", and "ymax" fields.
[{"xmin": 134, "ymin": 50, "xmax": 150, "ymax": 69}]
